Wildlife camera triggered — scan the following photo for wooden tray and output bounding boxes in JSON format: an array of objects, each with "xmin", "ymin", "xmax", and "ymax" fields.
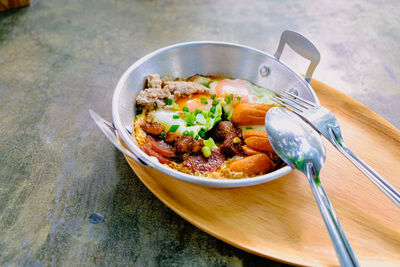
[{"xmin": 125, "ymin": 79, "xmax": 400, "ymax": 266}]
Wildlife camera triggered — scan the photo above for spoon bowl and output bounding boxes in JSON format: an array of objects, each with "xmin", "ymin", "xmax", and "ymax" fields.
[
  {"xmin": 265, "ymin": 107, "xmax": 359, "ymax": 267},
  {"xmin": 265, "ymin": 107, "xmax": 325, "ymax": 177}
]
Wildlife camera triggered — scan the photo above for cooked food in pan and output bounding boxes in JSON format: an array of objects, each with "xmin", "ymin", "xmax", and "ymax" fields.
[{"xmin": 133, "ymin": 74, "xmax": 283, "ymax": 179}]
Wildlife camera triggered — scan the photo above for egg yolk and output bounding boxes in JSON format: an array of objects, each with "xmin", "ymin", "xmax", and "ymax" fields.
[
  {"xmin": 176, "ymin": 93, "xmax": 210, "ymax": 112},
  {"xmin": 215, "ymin": 79, "xmax": 252, "ymax": 102}
]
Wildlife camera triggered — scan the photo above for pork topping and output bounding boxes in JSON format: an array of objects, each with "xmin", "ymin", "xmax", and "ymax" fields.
[
  {"xmin": 183, "ymin": 149, "xmax": 225, "ymax": 174},
  {"xmin": 140, "ymin": 121, "xmax": 165, "ymax": 136},
  {"xmin": 136, "ymin": 75, "xmax": 211, "ymax": 109}
]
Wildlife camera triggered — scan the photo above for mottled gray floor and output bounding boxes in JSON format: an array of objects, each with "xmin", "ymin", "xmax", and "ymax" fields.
[{"xmin": 0, "ymin": 0, "xmax": 399, "ymax": 266}]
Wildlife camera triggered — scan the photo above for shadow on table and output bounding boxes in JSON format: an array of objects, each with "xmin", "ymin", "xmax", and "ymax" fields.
[
  {"xmin": 0, "ymin": 5, "xmax": 29, "ymax": 38},
  {"xmin": 101, "ymin": 149, "xmax": 290, "ymax": 266}
]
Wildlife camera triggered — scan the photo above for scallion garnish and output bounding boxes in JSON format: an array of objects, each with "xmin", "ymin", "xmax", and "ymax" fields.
[
  {"xmin": 237, "ymin": 96, "xmax": 241, "ymax": 101},
  {"xmin": 224, "ymin": 96, "xmax": 231, "ymax": 103},
  {"xmin": 189, "ymin": 131, "xmax": 194, "ymax": 136},
  {"xmin": 184, "ymin": 112, "xmax": 196, "ymax": 123},
  {"xmin": 199, "ymin": 128, "xmax": 206, "ymax": 138},
  {"xmin": 212, "ymin": 100, "xmax": 218, "ymax": 106},
  {"xmin": 168, "ymin": 125, "xmax": 179, "ymax": 132},
  {"xmin": 186, "ymin": 121, "xmax": 193, "ymax": 127},
  {"xmin": 172, "ymin": 102, "xmax": 179, "ymax": 110},
  {"xmin": 201, "ymin": 98, "xmax": 208, "ymax": 104},
  {"xmin": 166, "ymin": 98, "xmax": 172, "ymax": 105},
  {"xmin": 195, "ymin": 135, "xmax": 199, "ymax": 140},
  {"xmin": 195, "ymin": 109, "xmax": 202, "ymax": 115},
  {"xmin": 173, "ymin": 114, "xmax": 180, "ymax": 119},
  {"xmin": 233, "ymin": 137, "xmax": 241, "ymax": 143},
  {"xmin": 183, "ymin": 130, "xmax": 189, "ymax": 135},
  {"xmin": 203, "ymin": 84, "xmax": 210, "ymax": 88},
  {"xmin": 210, "ymin": 106, "xmax": 216, "ymax": 113},
  {"xmin": 246, "ymin": 126, "xmax": 253, "ymax": 130},
  {"xmin": 202, "ymin": 146, "xmax": 211, "ymax": 158},
  {"xmin": 183, "ymin": 106, "xmax": 189, "ymax": 112},
  {"xmin": 160, "ymin": 131, "xmax": 165, "ymax": 139},
  {"xmin": 229, "ymin": 93, "xmax": 234, "ymax": 100},
  {"xmin": 213, "ymin": 117, "xmax": 222, "ymax": 126},
  {"xmin": 211, "ymin": 94, "xmax": 216, "ymax": 99},
  {"xmin": 204, "ymin": 137, "xmax": 217, "ymax": 149}
]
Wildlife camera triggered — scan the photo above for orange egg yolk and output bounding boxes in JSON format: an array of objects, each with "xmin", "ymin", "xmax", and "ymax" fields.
[
  {"xmin": 176, "ymin": 93, "xmax": 210, "ymax": 112},
  {"xmin": 215, "ymin": 79, "xmax": 252, "ymax": 102}
]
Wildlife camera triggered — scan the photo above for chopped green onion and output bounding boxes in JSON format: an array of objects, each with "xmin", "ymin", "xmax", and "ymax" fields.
[
  {"xmin": 172, "ymin": 102, "xmax": 179, "ymax": 110},
  {"xmin": 208, "ymin": 111, "xmax": 213, "ymax": 117},
  {"xmin": 203, "ymin": 84, "xmax": 210, "ymax": 88},
  {"xmin": 183, "ymin": 106, "xmax": 189, "ymax": 112},
  {"xmin": 224, "ymin": 96, "xmax": 231, "ymax": 103},
  {"xmin": 166, "ymin": 98, "xmax": 172, "ymax": 105},
  {"xmin": 168, "ymin": 125, "xmax": 179, "ymax": 132},
  {"xmin": 213, "ymin": 117, "xmax": 222, "ymax": 126},
  {"xmin": 195, "ymin": 109, "xmax": 202, "ymax": 115},
  {"xmin": 202, "ymin": 110, "xmax": 209, "ymax": 119},
  {"xmin": 184, "ymin": 112, "xmax": 196, "ymax": 123},
  {"xmin": 210, "ymin": 114, "xmax": 215, "ymax": 118},
  {"xmin": 237, "ymin": 96, "xmax": 241, "ymax": 101},
  {"xmin": 202, "ymin": 146, "xmax": 211, "ymax": 158},
  {"xmin": 210, "ymin": 106, "xmax": 216, "ymax": 113},
  {"xmin": 212, "ymin": 100, "xmax": 219, "ymax": 106},
  {"xmin": 186, "ymin": 122, "xmax": 193, "ymax": 127},
  {"xmin": 189, "ymin": 131, "xmax": 194, "ymax": 136},
  {"xmin": 195, "ymin": 135, "xmax": 199, "ymax": 140},
  {"xmin": 229, "ymin": 93, "xmax": 234, "ymax": 100},
  {"xmin": 246, "ymin": 126, "xmax": 253, "ymax": 130},
  {"xmin": 173, "ymin": 114, "xmax": 180, "ymax": 119},
  {"xmin": 199, "ymin": 128, "xmax": 206, "ymax": 138},
  {"xmin": 183, "ymin": 130, "xmax": 189, "ymax": 135},
  {"xmin": 233, "ymin": 137, "xmax": 241, "ymax": 143},
  {"xmin": 160, "ymin": 131, "xmax": 165, "ymax": 139},
  {"xmin": 211, "ymin": 94, "xmax": 216, "ymax": 99},
  {"xmin": 201, "ymin": 98, "xmax": 208, "ymax": 104},
  {"xmin": 204, "ymin": 137, "xmax": 217, "ymax": 149}
]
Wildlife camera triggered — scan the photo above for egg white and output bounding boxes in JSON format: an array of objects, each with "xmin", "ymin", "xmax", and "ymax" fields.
[{"xmin": 153, "ymin": 110, "xmax": 202, "ymax": 135}]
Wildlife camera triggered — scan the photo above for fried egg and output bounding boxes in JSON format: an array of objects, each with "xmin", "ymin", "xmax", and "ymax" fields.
[
  {"xmin": 175, "ymin": 93, "xmax": 211, "ymax": 112},
  {"xmin": 153, "ymin": 110, "xmax": 202, "ymax": 135},
  {"xmin": 212, "ymin": 79, "xmax": 257, "ymax": 102}
]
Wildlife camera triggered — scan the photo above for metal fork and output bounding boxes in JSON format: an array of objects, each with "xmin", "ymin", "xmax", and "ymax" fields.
[{"xmin": 273, "ymin": 92, "xmax": 400, "ymax": 208}]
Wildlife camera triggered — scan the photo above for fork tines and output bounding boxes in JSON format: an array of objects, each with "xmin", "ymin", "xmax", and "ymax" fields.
[{"xmin": 272, "ymin": 91, "xmax": 317, "ymax": 113}]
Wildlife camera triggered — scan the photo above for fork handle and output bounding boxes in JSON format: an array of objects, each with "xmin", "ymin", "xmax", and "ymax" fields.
[
  {"xmin": 330, "ymin": 132, "xmax": 400, "ymax": 208},
  {"xmin": 306, "ymin": 164, "xmax": 359, "ymax": 267},
  {"xmin": 89, "ymin": 109, "xmax": 149, "ymax": 167}
]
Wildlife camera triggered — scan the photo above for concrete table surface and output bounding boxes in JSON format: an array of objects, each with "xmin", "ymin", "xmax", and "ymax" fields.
[{"xmin": 0, "ymin": 0, "xmax": 399, "ymax": 266}]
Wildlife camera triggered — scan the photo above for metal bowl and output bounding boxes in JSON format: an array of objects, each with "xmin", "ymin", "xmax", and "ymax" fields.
[{"xmin": 90, "ymin": 30, "xmax": 321, "ymax": 187}]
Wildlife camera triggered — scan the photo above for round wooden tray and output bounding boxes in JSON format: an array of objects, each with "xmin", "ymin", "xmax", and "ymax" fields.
[{"xmin": 125, "ymin": 79, "xmax": 400, "ymax": 266}]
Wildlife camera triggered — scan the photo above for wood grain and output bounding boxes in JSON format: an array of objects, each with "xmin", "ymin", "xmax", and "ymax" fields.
[{"xmin": 125, "ymin": 79, "xmax": 400, "ymax": 267}]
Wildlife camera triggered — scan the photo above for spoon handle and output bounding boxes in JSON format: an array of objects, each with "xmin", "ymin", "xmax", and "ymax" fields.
[{"xmin": 306, "ymin": 164, "xmax": 359, "ymax": 267}]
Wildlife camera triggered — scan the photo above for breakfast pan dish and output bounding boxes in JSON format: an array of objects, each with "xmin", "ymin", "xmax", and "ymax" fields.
[
  {"xmin": 89, "ymin": 32, "xmax": 400, "ymax": 265},
  {"xmin": 90, "ymin": 30, "xmax": 321, "ymax": 187}
]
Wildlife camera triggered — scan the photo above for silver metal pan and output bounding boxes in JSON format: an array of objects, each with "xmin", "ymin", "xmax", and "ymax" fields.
[{"xmin": 90, "ymin": 30, "xmax": 320, "ymax": 187}]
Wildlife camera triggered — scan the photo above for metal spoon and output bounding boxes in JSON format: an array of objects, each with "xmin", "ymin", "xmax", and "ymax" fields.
[{"xmin": 265, "ymin": 107, "xmax": 359, "ymax": 267}]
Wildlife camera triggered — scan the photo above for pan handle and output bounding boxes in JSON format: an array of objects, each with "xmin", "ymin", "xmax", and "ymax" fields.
[
  {"xmin": 274, "ymin": 30, "xmax": 320, "ymax": 83},
  {"xmin": 89, "ymin": 109, "xmax": 148, "ymax": 166}
]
